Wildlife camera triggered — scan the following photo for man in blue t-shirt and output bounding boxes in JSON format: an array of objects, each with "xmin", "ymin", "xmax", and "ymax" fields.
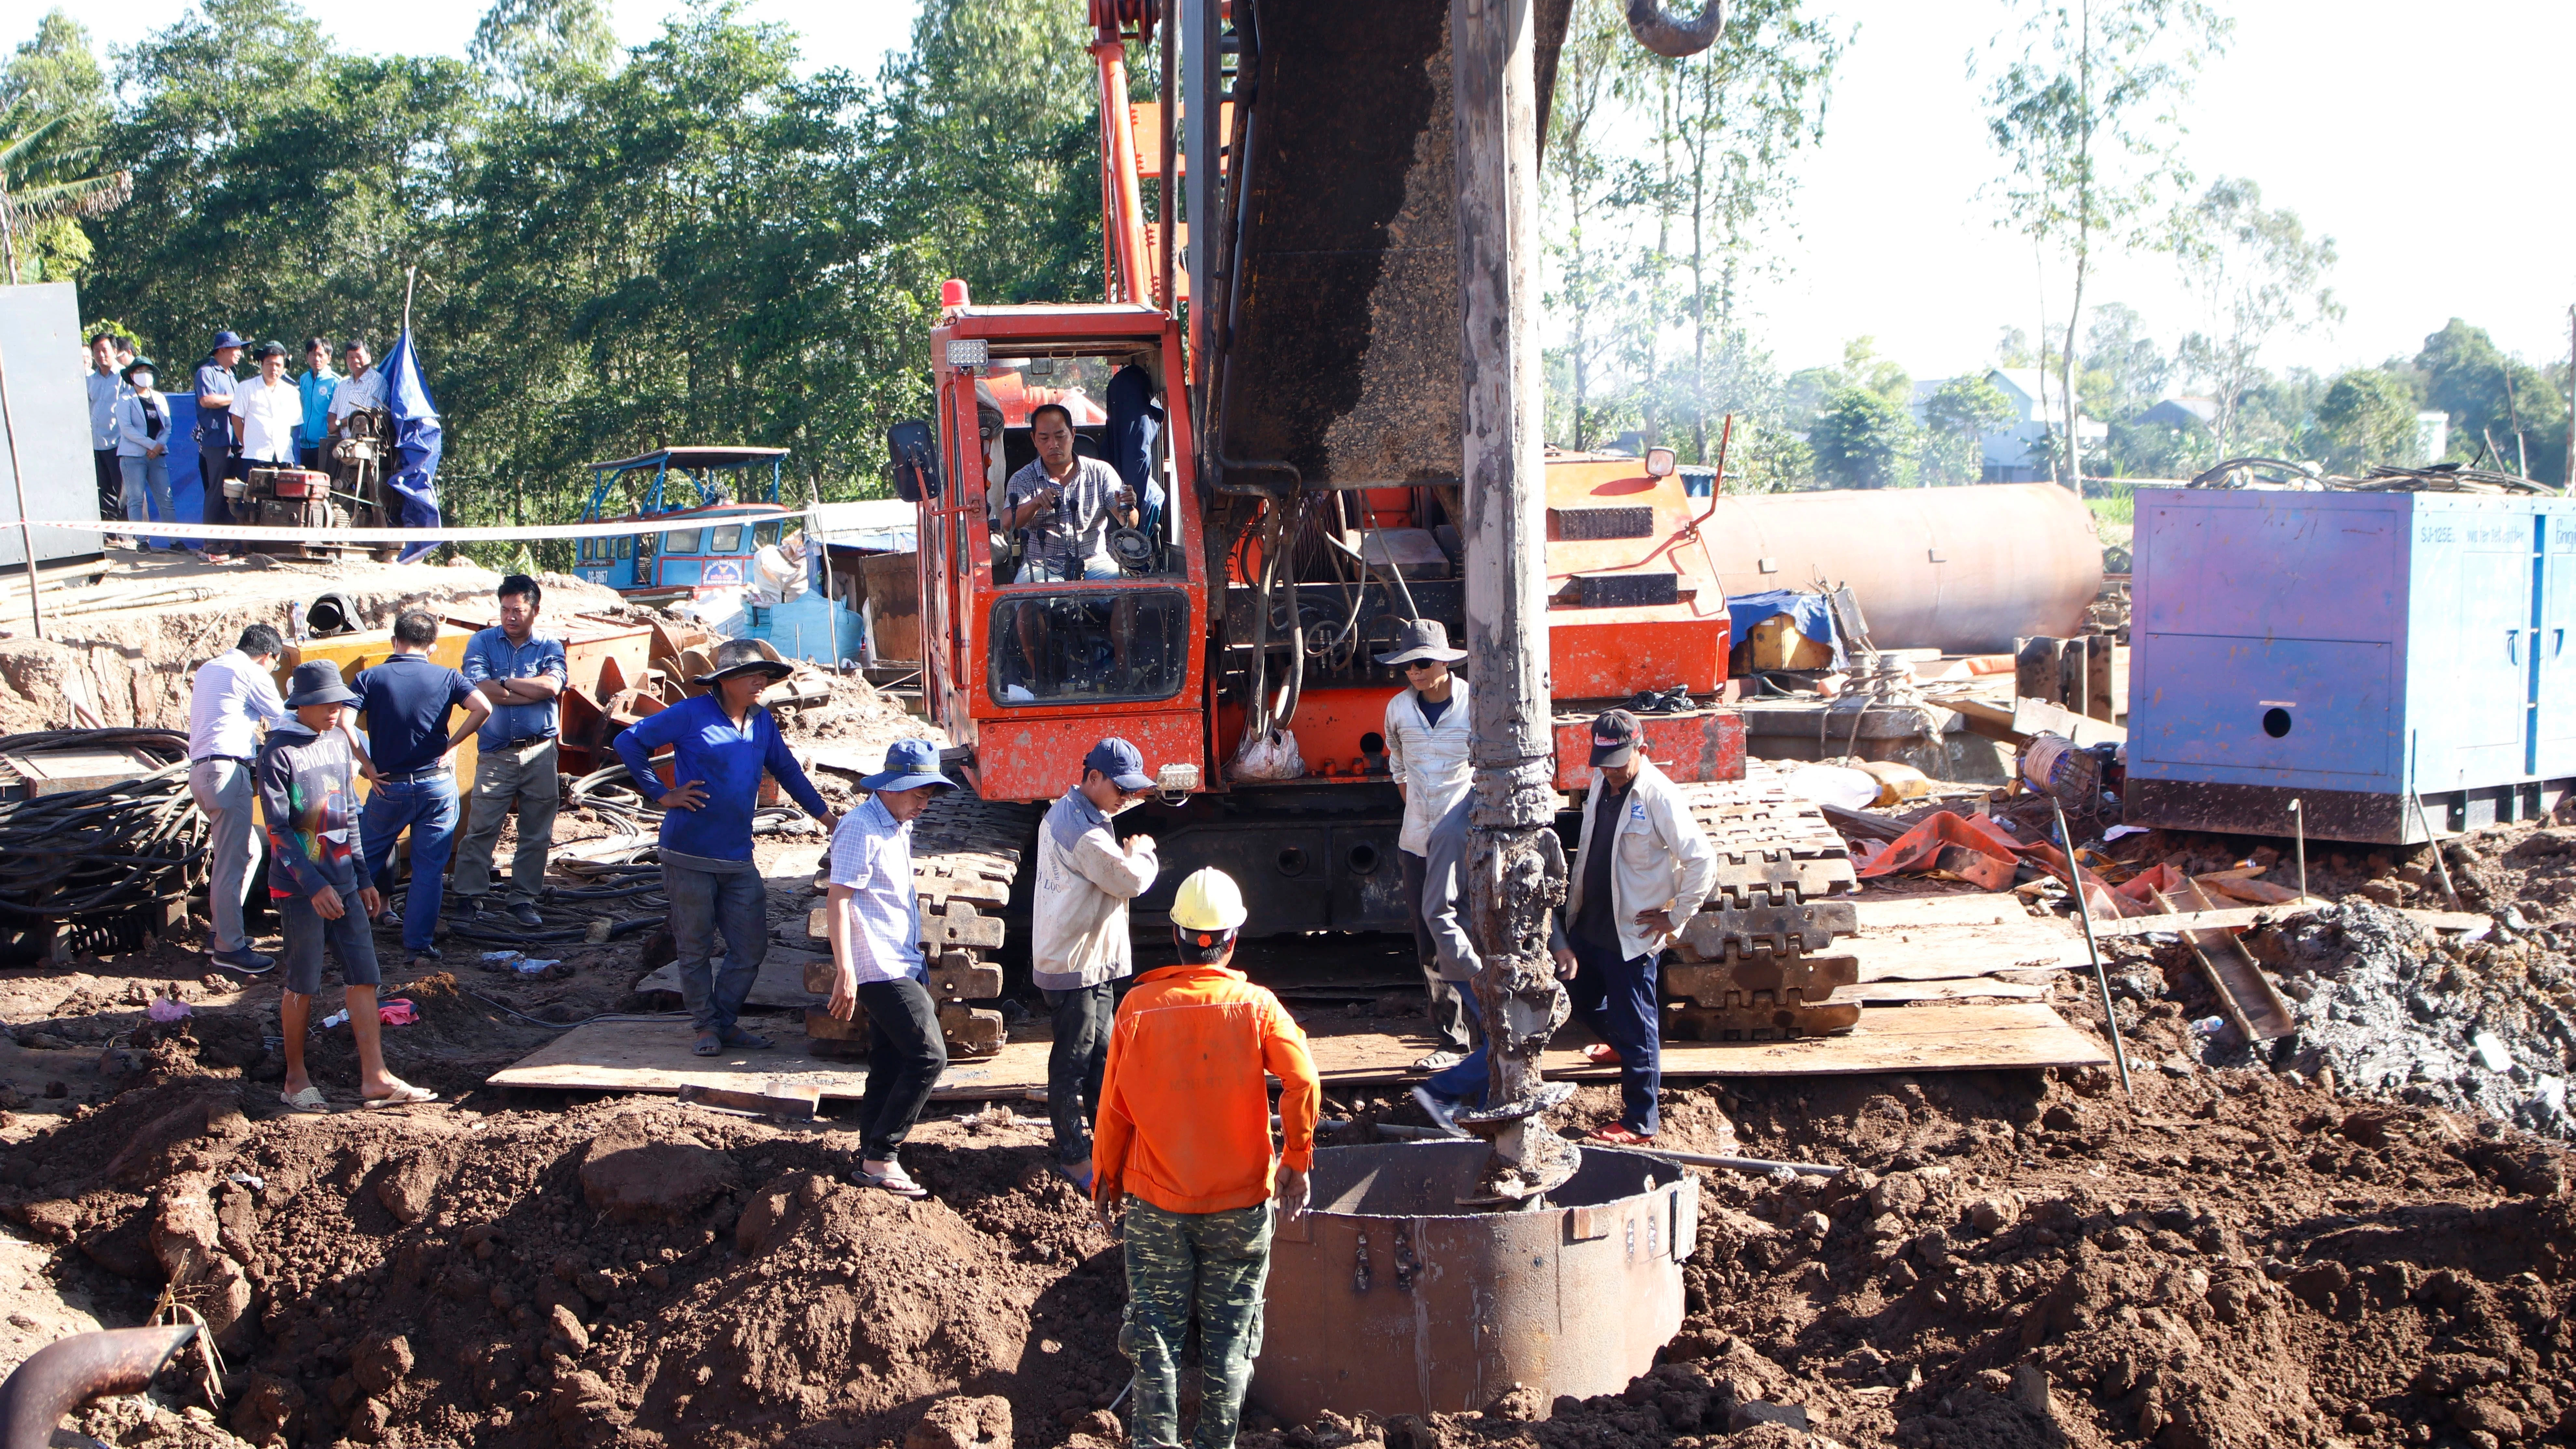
[
  {"xmin": 613, "ymin": 638, "xmax": 838, "ymax": 1056},
  {"xmin": 454, "ymin": 574, "xmax": 568, "ymax": 927},
  {"xmin": 354, "ymin": 608, "xmax": 492, "ymax": 968}
]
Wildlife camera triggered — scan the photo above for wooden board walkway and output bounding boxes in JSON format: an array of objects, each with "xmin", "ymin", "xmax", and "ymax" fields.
[
  {"xmin": 1838, "ymin": 893, "xmax": 2088, "ymax": 1000},
  {"xmin": 487, "ymin": 1000, "xmax": 2109, "ymax": 1103}
]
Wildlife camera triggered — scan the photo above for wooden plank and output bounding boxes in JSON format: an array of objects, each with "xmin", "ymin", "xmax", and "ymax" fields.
[
  {"xmin": 1837, "ymin": 977, "xmax": 2053, "ymax": 1003},
  {"xmin": 2091, "ymin": 902, "xmax": 2492, "ymax": 940},
  {"xmin": 635, "ymin": 950, "xmax": 825, "ymax": 1010},
  {"xmin": 2153, "ymin": 881, "xmax": 2297, "ymax": 1041},
  {"xmin": 490, "ymin": 1000, "xmax": 2111, "ymax": 1102},
  {"xmin": 1850, "ymin": 894, "xmax": 2033, "ymax": 929}
]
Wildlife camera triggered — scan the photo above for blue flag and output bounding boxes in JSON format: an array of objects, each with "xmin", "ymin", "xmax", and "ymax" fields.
[{"xmin": 381, "ymin": 330, "xmax": 444, "ymax": 562}]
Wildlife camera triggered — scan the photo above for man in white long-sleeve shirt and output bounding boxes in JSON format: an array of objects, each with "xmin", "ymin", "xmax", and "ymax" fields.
[
  {"xmin": 1378, "ymin": 618, "xmax": 1473, "ymax": 1070},
  {"xmin": 188, "ymin": 626, "xmax": 289, "ymax": 973},
  {"xmin": 1031, "ymin": 737, "xmax": 1161, "ymax": 1190}
]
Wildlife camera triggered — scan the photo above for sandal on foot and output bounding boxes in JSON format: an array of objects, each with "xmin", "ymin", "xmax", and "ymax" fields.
[
  {"xmin": 1581, "ymin": 1042, "xmax": 1623, "ymax": 1066},
  {"xmin": 280, "ymin": 1085, "xmax": 330, "ymax": 1114},
  {"xmin": 719, "ymin": 1027, "xmax": 775, "ymax": 1051},
  {"xmin": 693, "ymin": 1033, "xmax": 726, "ymax": 1057},
  {"xmin": 855, "ymin": 1163, "xmax": 929, "ymax": 1199},
  {"xmin": 363, "ymin": 1079, "xmax": 437, "ymax": 1108},
  {"xmin": 1586, "ymin": 1123, "xmax": 1655, "ymax": 1147},
  {"xmin": 1052, "ymin": 1160, "xmax": 1095, "ymax": 1194}
]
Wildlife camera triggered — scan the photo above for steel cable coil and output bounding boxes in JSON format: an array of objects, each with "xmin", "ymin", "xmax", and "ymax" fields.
[{"xmin": 0, "ymin": 730, "xmax": 204, "ymax": 922}]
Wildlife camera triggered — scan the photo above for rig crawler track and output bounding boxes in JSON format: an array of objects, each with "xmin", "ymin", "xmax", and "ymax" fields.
[
  {"xmin": 805, "ymin": 789, "xmax": 1041, "ymax": 1059},
  {"xmin": 1663, "ymin": 761, "xmax": 1863, "ymax": 1041}
]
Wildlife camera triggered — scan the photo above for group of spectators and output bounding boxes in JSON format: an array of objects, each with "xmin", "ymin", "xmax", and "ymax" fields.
[{"xmin": 85, "ymin": 328, "xmax": 385, "ymax": 557}]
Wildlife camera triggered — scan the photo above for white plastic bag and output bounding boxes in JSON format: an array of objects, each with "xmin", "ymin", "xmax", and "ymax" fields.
[{"xmin": 1229, "ymin": 728, "xmax": 1306, "ymax": 782}]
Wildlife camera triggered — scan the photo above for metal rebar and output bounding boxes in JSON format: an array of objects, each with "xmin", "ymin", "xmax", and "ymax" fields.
[
  {"xmin": 2288, "ymin": 798, "xmax": 2307, "ymax": 902},
  {"xmin": 2050, "ymin": 794, "xmax": 2133, "ymax": 1099}
]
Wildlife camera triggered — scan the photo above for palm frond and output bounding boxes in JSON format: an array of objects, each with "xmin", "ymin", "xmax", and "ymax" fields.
[
  {"xmin": 0, "ymin": 115, "xmax": 72, "ymax": 173},
  {"xmin": 1, "ymin": 169, "xmax": 134, "ymax": 223}
]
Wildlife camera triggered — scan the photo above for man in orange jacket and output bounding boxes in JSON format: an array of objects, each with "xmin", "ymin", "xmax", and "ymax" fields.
[{"xmin": 1093, "ymin": 866, "xmax": 1319, "ymax": 1449}]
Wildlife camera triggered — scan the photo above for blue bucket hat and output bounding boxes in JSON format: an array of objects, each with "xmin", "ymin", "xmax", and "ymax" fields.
[
  {"xmin": 1083, "ymin": 737, "xmax": 1155, "ymax": 792},
  {"xmin": 210, "ymin": 330, "xmax": 247, "ymax": 351},
  {"xmin": 862, "ymin": 739, "xmax": 955, "ymax": 793}
]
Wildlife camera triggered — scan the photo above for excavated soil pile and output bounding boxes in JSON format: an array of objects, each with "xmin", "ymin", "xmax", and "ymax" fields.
[{"xmin": 3, "ymin": 1092, "xmax": 1131, "ymax": 1449}]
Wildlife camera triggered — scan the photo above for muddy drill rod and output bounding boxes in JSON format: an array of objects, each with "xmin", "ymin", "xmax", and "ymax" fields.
[{"xmin": 1453, "ymin": 0, "xmax": 1578, "ymax": 1206}]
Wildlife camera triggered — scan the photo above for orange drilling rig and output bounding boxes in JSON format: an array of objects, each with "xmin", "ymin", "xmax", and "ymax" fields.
[{"xmin": 864, "ymin": 0, "xmax": 1858, "ymax": 1060}]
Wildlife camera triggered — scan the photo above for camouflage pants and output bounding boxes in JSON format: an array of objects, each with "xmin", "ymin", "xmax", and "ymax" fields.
[{"xmin": 1120, "ymin": 1200, "xmax": 1273, "ymax": 1449}]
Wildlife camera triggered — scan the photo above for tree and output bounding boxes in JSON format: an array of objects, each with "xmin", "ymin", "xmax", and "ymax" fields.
[
  {"xmin": 2172, "ymin": 177, "xmax": 2340, "ymax": 459},
  {"xmin": 1918, "ymin": 373, "xmax": 2015, "ymax": 485},
  {"xmin": 2416, "ymin": 319, "xmax": 2569, "ymax": 485},
  {"xmin": 0, "ymin": 10, "xmax": 119, "ymax": 283},
  {"xmin": 1982, "ymin": 0, "xmax": 2225, "ymax": 487},
  {"xmin": 2316, "ymin": 367, "xmax": 2422, "ymax": 472},
  {"xmin": 1810, "ymin": 385, "xmax": 1913, "ymax": 489}
]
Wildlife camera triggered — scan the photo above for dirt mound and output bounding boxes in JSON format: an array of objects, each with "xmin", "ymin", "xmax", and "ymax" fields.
[
  {"xmin": 7, "ymin": 1093, "xmax": 1127, "ymax": 1448},
  {"xmin": 297, "ymin": 971, "xmax": 565, "ymax": 1099}
]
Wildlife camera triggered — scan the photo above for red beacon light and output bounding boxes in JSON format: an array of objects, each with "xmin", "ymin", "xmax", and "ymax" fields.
[{"xmin": 939, "ymin": 278, "xmax": 971, "ymax": 311}]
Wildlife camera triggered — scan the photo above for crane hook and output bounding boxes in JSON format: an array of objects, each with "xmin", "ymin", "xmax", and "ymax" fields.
[{"xmin": 1625, "ymin": 0, "xmax": 1724, "ymax": 57}]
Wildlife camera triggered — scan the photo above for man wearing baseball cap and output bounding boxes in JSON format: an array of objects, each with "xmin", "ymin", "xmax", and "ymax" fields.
[
  {"xmin": 194, "ymin": 331, "xmax": 245, "ymax": 549},
  {"xmin": 1031, "ymin": 737, "xmax": 1161, "ymax": 1191},
  {"xmin": 1561, "ymin": 707, "xmax": 1714, "ymax": 1144},
  {"xmin": 823, "ymin": 738, "xmax": 958, "ymax": 1197}
]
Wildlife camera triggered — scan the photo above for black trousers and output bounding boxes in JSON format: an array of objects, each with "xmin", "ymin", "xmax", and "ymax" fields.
[
  {"xmin": 93, "ymin": 449, "xmax": 122, "ymax": 519},
  {"xmin": 1043, "ymin": 982, "xmax": 1117, "ymax": 1163},
  {"xmin": 855, "ymin": 976, "xmax": 947, "ymax": 1160}
]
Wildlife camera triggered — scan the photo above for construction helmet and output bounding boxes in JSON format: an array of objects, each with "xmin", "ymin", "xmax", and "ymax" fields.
[{"xmin": 1169, "ymin": 867, "xmax": 1249, "ymax": 932}]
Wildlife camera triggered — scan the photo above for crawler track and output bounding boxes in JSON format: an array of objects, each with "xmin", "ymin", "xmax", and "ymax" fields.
[{"xmin": 1664, "ymin": 760, "xmax": 1864, "ymax": 1041}]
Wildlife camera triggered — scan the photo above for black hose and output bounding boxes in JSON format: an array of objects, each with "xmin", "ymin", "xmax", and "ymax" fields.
[{"xmin": 0, "ymin": 731, "xmax": 203, "ymax": 923}]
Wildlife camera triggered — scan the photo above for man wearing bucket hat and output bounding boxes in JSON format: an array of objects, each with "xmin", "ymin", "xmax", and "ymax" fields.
[
  {"xmin": 1376, "ymin": 617, "xmax": 1474, "ymax": 1071},
  {"xmin": 1031, "ymin": 737, "xmax": 1162, "ymax": 1192},
  {"xmin": 822, "ymin": 737, "xmax": 957, "ymax": 1197},
  {"xmin": 1561, "ymin": 707, "xmax": 1714, "ymax": 1145},
  {"xmin": 257, "ymin": 661, "xmax": 436, "ymax": 1111},
  {"xmin": 1093, "ymin": 866, "xmax": 1318, "ymax": 1449},
  {"xmin": 613, "ymin": 638, "xmax": 840, "ymax": 1057},
  {"xmin": 194, "ymin": 331, "xmax": 245, "ymax": 549}
]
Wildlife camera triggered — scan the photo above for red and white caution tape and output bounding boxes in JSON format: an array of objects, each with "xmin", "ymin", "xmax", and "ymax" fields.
[{"xmin": 7, "ymin": 508, "xmax": 806, "ymax": 545}]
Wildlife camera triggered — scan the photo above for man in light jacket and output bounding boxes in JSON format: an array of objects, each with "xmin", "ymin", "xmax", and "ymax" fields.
[
  {"xmin": 1032, "ymin": 737, "xmax": 1161, "ymax": 1190},
  {"xmin": 1562, "ymin": 708, "xmax": 1714, "ymax": 1145},
  {"xmin": 1377, "ymin": 618, "xmax": 1473, "ymax": 1070}
]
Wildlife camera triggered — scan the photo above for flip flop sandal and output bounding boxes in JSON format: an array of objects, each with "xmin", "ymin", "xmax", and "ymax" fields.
[
  {"xmin": 720, "ymin": 1027, "xmax": 775, "ymax": 1051},
  {"xmin": 279, "ymin": 1086, "xmax": 330, "ymax": 1114},
  {"xmin": 1051, "ymin": 1161, "xmax": 1095, "ymax": 1194},
  {"xmin": 693, "ymin": 1033, "xmax": 726, "ymax": 1057},
  {"xmin": 1582, "ymin": 1043, "xmax": 1623, "ymax": 1066},
  {"xmin": 363, "ymin": 1080, "xmax": 437, "ymax": 1108},
  {"xmin": 855, "ymin": 1165, "xmax": 930, "ymax": 1199},
  {"xmin": 1587, "ymin": 1123, "xmax": 1655, "ymax": 1147}
]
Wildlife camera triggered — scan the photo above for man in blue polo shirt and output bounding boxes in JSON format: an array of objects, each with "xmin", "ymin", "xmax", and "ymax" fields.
[
  {"xmin": 355, "ymin": 609, "xmax": 492, "ymax": 969},
  {"xmin": 194, "ymin": 330, "xmax": 244, "ymax": 551},
  {"xmin": 613, "ymin": 638, "xmax": 839, "ymax": 1056},
  {"xmin": 454, "ymin": 574, "xmax": 568, "ymax": 928}
]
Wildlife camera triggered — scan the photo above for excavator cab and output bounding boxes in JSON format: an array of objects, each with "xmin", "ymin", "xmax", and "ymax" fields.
[{"xmin": 910, "ymin": 304, "xmax": 1210, "ymax": 803}]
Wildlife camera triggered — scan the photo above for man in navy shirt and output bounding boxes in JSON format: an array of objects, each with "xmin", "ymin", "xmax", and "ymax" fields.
[
  {"xmin": 614, "ymin": 638, "xmax": 839, "ymax": 1056},
  {"xmin": 355, "ymin": 609, "xmax": 492, "ymax": 969},
  {"xmin": 194, "ymin": 330, "xmax": 244, "ymax": 553}
]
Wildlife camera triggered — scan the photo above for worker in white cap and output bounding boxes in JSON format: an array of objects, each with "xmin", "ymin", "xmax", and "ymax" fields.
[{"xmin": 1093, "ymin": 867, "xmax": 1318, "ymax": 1449}]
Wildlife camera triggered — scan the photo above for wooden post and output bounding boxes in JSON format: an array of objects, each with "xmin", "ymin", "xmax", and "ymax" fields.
[{"xmin": 1453, "ymin": 0, "xmax": 1577, "ymax": 1205}]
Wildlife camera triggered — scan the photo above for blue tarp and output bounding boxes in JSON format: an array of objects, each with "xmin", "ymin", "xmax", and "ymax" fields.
[
  {"xmin": 380, "ymin": 331, "xmax": 444, "ymax": 561},
  {"xmin": 1725, "ymin": 588, "xmax": 1845, "ymax": 668}
]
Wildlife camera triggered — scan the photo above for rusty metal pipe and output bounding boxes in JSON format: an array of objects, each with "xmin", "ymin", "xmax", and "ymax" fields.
[
  {"xmin": 1692, "ymin": 482, "xmax": 2103, "ymax": 654},
  {"xmin": 1625, "ymin": 0, "xmax": 1724, "ymax": 57},
  {"xmin": 0, "ymin": 1325, "xmax": 200, "ymax": 1449}
]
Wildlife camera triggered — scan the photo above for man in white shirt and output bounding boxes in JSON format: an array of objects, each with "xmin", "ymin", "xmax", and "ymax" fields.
[
  {"xmin": 1377, "ymin": 618, "xmax": 1474, "ymax": 1070},
  {"xmin": 188, "ymin": 625, "xmax": 290, "ymax": 973},
  {"xmin": 327, "ymin": 339, "xmax": 385, "ymax": 429},
  {"xmin": 233, "ymin": 342, "xmax": 302, "ymax": 469}
]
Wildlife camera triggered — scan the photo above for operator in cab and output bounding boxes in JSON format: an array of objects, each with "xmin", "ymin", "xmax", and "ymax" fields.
[{"xmin": 1003, "ymin": 402, "xmax": 1134, "ymax": 582}]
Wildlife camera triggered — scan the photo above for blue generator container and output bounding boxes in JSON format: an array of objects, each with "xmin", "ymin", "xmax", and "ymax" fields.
[{"xmin": 2125, "ymin": 487, "xmax": 2574, "ymax": 843}]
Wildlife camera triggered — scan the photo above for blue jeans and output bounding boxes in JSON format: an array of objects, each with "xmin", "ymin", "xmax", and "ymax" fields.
[
  {"xmin": 663, "ymin": 853, "xmax": 770, "ymax": 1036},
  {"xmin": 1426, "ymin": 987, "xmax": 1490, "ymax": 1105},
  {"xmin": 118, "ymin": 454, "xmax": 177, "ymax": 543},
  {"xmin": 1569, "ymin": 934, "xmax": 1662, "ymax": 1134},
  {"xmin": 360, "ymin": 771, "xmax": 459, "ymax": 952}
]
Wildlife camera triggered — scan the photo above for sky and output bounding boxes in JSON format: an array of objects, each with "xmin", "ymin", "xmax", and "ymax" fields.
[{"xmin": 12, "ymin": 0, "xmax": 2573, "ymax": 388}]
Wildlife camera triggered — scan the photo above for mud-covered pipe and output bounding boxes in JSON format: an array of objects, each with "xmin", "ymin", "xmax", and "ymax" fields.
[
  {"xmin": 1625, "ymin": 0, "xmax": 1724, "ymax": 57},
  {"xmin": 0, "ymin": 1325, "xmax": 200, "ymax": 1449}
]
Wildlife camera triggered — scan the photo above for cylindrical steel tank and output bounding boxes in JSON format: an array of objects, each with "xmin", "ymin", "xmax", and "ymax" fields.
[
  {"xmin": 1698, "ymin": 482, "xmax": 2103, "ymax": 653},
  {"xmin": 1253, "ymin": 1142, "xmax": 1695, "ymax": 1425}
]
